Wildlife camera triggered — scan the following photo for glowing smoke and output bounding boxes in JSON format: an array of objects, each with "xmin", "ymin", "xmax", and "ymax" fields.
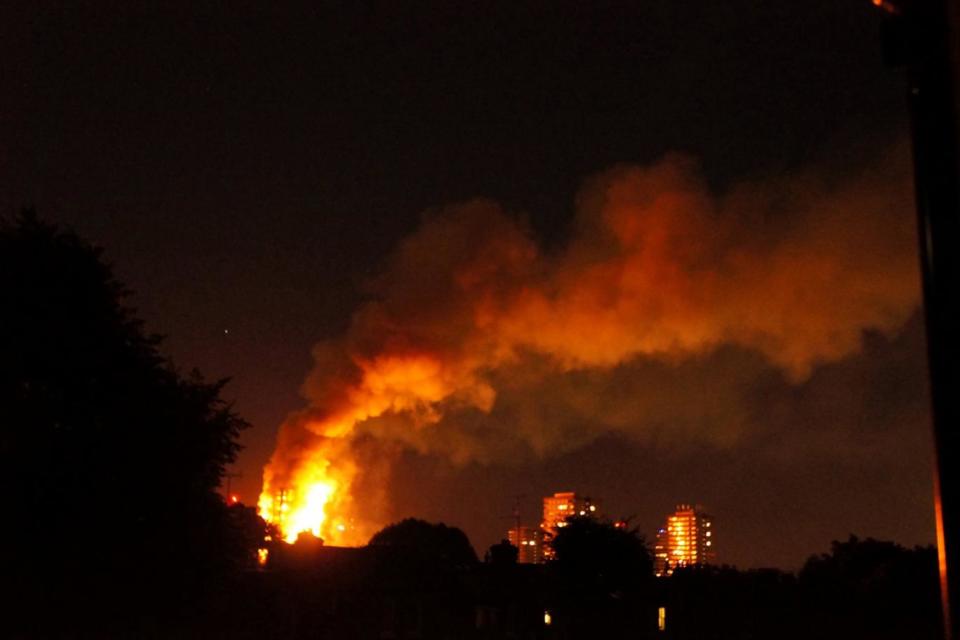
[{"xmin": 259, "ymin": 150, "xmax": 918, "ymax": 544}]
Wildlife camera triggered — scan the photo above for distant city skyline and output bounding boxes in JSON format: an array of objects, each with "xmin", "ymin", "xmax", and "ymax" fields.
[{"xmin": 505, "ymin": 492, "xmax": 717, "ymax": 573}]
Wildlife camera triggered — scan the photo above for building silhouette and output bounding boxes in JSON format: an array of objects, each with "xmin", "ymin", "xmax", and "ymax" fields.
[{"xmin": 654, "ymin": 504, "xmax": 714, "ymax": 576}]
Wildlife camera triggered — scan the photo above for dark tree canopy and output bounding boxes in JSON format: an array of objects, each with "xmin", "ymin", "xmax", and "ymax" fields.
[
  {"xmin": 550, "ymin": 516, "xmax": 653, "ymax": 594},
  {"xmin": 486, "ymin": 538, "xmax": 519, "ymax": 566},
  {"xmin": 798, "ymin": 535, "xmax": 941, "ymax": 637},
  {"xmin": 368, "ymin": 518, "xmax": 478, "ymax": 568},
  {"xmin": 0, "ymin": 212, "xmax": 251, "ymax": 629},
  {"xmin": 800, "ymin": 535, "xmax": 938, "ymax": 589}
]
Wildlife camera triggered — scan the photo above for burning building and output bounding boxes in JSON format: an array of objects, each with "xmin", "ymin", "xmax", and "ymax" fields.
[{"xmin": 654, "ymin": 504, "xmax": 714, "ymax": 576}]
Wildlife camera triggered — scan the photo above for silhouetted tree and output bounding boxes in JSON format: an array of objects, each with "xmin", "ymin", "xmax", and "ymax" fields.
[
  {"xmin": 0, "ymin": 211, "xmax": 250, "ymax": 632},
  {"xmin": 546, "ymin": 518, "xmax": 654, "ymax": 637},
  {"xmin": 486, "ymin": 538, "xmax": 519, "ymax": 566},
  {"xmin": 228, "ymin": 502, "xmax": 274, "ymax": 567},
  {"xmin": 551, "ymin": 516, "xmax": 653, "ymax": 594},
  {"xmin": 797, "ymin": 535, "xmax": 941, "ymax": 639},
  {"xmin": 369, "ymin": 518, "xmax": 478, "ymax": 568},
  {"xmin": 294, "ymin": 529, "xmax": 325, "ymax": 545}
]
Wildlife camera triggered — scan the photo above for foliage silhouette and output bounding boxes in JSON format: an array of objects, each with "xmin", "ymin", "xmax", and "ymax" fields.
[
  {"xmin": 544, "ymin": 517, "xmax": 655, "ymax": 637},
  {"xmin": 797, "ymin": 535, "xmax": 941, "ymax": 639},
  {"xmin": 0, "ymin": 211, "xmax": 251, "ymax": 632},
  {"xmin": 486, "ymin": 538, "xmax": 519, "ymax": 566},
  {"xmin": 229, "ymin": 502, "xmax": 275, "ymax": 566},
  {"xmin": 368, "ymin": 518, "xmax": 478, "ymax": 569},
  {"xmin": 551, "ymin": 516, "xmax": 653, "ymax": 595}
]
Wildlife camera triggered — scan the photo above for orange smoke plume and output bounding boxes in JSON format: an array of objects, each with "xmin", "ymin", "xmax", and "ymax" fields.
[{"xmin": 259, "ymin": 151, "xmax": 918, "ymax": 544}]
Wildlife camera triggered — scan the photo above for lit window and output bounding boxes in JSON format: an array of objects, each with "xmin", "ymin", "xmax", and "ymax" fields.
[
  {"xmin": 706, "ymin": 541, "xmax": 712, "ymax": 546},
  {"xmin": 544, "ymin": 611, "xmax": 552, "ymax": 626},
  {"xmin": 589, "ymin": 505, "xmax": 596, "ymax": 512},
  {"xmin": 558, "ymin": 504, "xmax": 567, "ymax": 510},
  {"xmin": 658, "ymin": 607, "xmax": 666, "ymax": 632}
]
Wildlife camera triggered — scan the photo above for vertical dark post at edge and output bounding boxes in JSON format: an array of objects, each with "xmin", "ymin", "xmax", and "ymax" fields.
[{"xmin": 891, "ymin": 0, "xmax": 960, "ymax": 637}]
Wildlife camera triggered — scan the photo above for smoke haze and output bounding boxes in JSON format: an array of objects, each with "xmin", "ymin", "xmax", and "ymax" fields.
[{"xmin": 261, "ymin": 145, "xmax": 927, "ymax": 558}]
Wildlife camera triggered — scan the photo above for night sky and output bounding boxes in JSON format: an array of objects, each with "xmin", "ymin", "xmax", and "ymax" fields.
[{"xmin": 1, "ymin": 1, "xmax": 934, "ymax": 569}]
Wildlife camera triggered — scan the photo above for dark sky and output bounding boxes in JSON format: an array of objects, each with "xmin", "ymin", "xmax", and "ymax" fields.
[{"xmin": 1, "ymin": 1, "xmax": 933, "ymax": 569}]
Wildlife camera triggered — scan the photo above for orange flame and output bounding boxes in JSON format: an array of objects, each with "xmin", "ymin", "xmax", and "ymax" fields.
[
  {"xmin": 257, "ymin": 354, "xmax": 461, "ymax": 544},
  {"xmin": 258, "ymin": 449, "xmax": 362, "ymax": 545}
]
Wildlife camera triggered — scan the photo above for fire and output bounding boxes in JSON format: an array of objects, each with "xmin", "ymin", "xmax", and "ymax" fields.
[
  {"xmin": 258, "ymin": 352, "xmax": 468, "ymax": 545},
  {"xmin": 258, "ymin": 457, "xmax": 352, "ymax": 544},
  {"xmin": 258, "ymin": 479, "xmax": 336, "ymax": 544},
  {"xmin": 259, "ymin": 152, "xmax": 917, "ymax": 548},
  {"xmin": 288, "ymin": 481, "xmax": 335, "ymax": 543}
]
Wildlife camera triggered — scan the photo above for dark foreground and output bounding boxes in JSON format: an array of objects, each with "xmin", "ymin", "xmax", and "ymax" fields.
[{"xmin": 10, "ymin": 535, "xmax": 939, "ymax": 640}]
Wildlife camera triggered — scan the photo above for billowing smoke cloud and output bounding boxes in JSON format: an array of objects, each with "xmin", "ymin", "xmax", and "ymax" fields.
[{"xmin": 260, "ymin": 148, "xmax": 919, "ymax": 545}]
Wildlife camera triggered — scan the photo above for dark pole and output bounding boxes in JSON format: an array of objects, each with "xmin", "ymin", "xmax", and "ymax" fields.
[
  {"xmin": 885, "ymin": 1, "xmax": 960, "ymax": 637},
  {"xmin": 225, "ymin": 471, "xmax": 242, "ymax": 500}
]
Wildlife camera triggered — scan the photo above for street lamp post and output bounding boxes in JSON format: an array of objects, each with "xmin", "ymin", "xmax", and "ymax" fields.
[{"xmin": 884, "ymin": 1, "xmax": 960, "ymax": 638}]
